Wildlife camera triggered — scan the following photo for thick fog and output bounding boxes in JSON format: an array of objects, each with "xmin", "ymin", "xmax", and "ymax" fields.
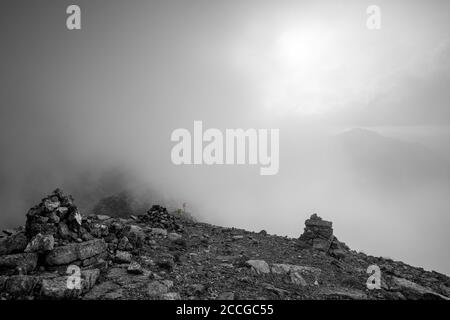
[{"xmin": 1, "ymin": 0, "xmax": 449, "ymax": 274}]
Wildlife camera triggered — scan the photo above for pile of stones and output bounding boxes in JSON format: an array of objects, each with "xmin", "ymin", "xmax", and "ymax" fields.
[
  {"xmin": 0, "ymin": 189, "xmax": 108, "ymax": 298},
  {"xmin": 0, "ymin": 189, "xmax": 169, "ymax": 299},
  {"xmin": 138, "ymin": 205, "xmax": 183, "ymax": 232},
  {"xmin": 26, "ymin": 189, "xmax": 87, "ymax": 245},
  {"xmin": 298, "ymin": 213, "xmax": 348, "ymax": 259}
]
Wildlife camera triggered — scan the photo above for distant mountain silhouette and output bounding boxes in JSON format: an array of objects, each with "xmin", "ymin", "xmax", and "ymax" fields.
[{"xmin": 335, "ymin": 128, "xmax": 450, "ymax": 187}]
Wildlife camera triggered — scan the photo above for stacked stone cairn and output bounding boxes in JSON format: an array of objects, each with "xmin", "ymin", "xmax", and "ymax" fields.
[
  {"xmin": 298, "ymin": 213, "xmax": 349, "ymax": 259},
  {"xmin": 138, "ymin": 205, "xmax": 183, "ymax": 232},
  {"xmin": 0, "ymin": 189, "xmax": 109, "ymax": 298}
]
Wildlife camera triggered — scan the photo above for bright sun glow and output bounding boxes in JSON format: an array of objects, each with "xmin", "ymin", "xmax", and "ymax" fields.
[
  {"xmin": 232, "ymin": 21, "xmax": 368, "ymax": 117},
  {"xmin": 275, "ymin": 27, "xmax": 331, "ymax": 69}
]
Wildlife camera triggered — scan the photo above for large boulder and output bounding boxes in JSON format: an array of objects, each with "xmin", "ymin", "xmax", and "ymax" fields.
[
  {"xmin": 245, "ymin": 260, "xmax": 270, "ymax": 274},
  {"xmin": 44, "ymin": 239, "xmax": 107, "ymax": 266}
]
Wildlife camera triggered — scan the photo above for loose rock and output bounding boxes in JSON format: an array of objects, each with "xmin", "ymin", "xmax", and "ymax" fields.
[
  {"xmin": 127, "ymin": 262, "xmax": 144, "ymax": 275},
  {"xmin": 246, "ymin": 260, "xmax": 270, "ymax": 274},
  {"xmin": 25, "ymin": 233, "xmax": 55, "ymax": 253},
  {"xmin": 115, "ymin": 251, "xmax": 132, "ymax": 263}
]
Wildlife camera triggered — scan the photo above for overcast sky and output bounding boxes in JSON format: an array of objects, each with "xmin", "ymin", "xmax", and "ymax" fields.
[
  {"xmin": 2, "ymin": 0, "xmax": 450, "ymax": 127},
  {"xmin": 1, "ymin": 0, "xmax": 449, "ymax": 273}
]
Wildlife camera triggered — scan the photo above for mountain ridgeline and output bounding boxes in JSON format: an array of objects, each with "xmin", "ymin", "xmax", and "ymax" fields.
[{"xmin": 0, "ymin": 189, "xmax": 449, "ymax": 300}]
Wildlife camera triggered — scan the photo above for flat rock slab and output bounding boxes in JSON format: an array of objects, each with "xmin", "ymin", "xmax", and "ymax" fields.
[
  {"xmin": 40, "ymin": 269, "xmax": 100, "ymax": 299},
  {"xmin": 45, "ymin": 239, "xmax": 106, "ymax": 266}
]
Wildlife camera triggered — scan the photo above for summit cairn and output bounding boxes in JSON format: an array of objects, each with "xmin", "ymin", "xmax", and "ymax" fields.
[
  {"xmin": 298, "ymin": 214, "xmax": 333, "ymax": 251},
  {"xmin": 0, "ymin": 189, "xmax": 107, "ymax": 298},
  {"xmin": 140, "ymin": 205, "xmax": 183, "ymax": 232},
  {"xmin": 25, "ymin": 188, "xmax": 83, "ymax": 244},
  {"xmin": 20, "ymin": 189, "xmax": 107, "ymax": 268},
  {"xmin": 298, "ymin": 214, "xmax": 348, "ymax": 259}
]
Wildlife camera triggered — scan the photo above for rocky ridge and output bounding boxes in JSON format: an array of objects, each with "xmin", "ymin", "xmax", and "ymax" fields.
[{"xmin": 0, "ymin": 189, "xmax": 449, "ymax": 300}]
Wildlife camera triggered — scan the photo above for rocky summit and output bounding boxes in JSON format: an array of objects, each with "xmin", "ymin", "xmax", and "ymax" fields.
[{"xmin": 0, "ymin": 189, "xmax": 449, "ymax": 300}]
